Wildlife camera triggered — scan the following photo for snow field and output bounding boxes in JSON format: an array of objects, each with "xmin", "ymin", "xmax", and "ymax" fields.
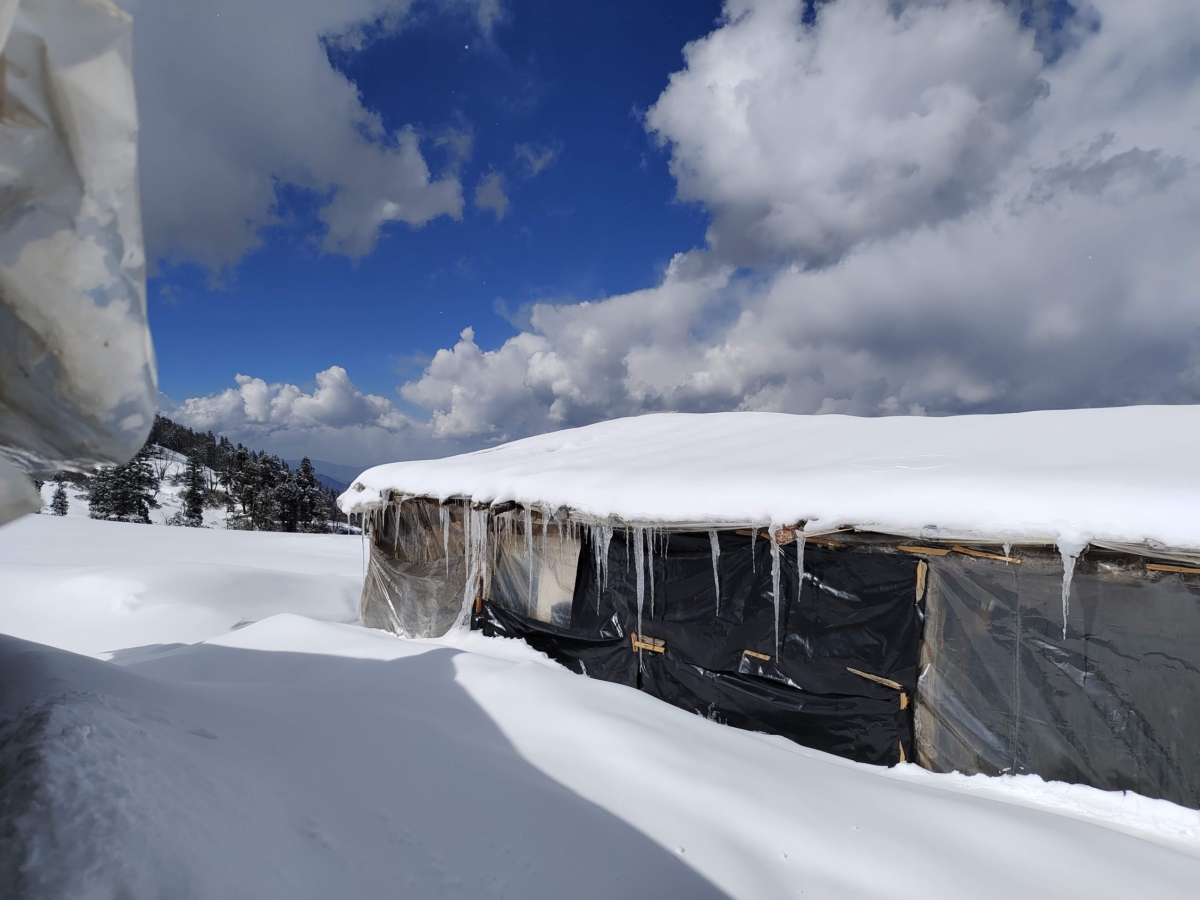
[
  {"xmin": 1, "ymin": 514, "xmax": 1199, "ymax": 898},
  {"xmin": 0, "ymin": 515, "xmax": 362, "ymax": 656},
  {"xmin": 38, "ymin": 446, "xmax": 227, "ymax": 527}
]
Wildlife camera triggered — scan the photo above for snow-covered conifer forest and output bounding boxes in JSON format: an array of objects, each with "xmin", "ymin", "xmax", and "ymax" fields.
[{"xmin": 34, "ymin": 416, "xmax": 355, "ymax": 533}]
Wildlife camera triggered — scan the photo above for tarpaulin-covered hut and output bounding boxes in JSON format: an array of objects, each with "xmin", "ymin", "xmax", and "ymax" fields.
[{"xmin": 339, "ymin": 407, "xmax": 1200, "ymax": 808}]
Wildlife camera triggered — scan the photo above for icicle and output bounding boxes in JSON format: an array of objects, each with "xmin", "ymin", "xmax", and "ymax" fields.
[
  {"xmin": 634, "ymin": 526, "xmax": 646, "ymax": 647},
  {"xmin": 462, "ymin": 506, "xmax": 490, "ymax": 625},
  {"xmin": 599, "ymin": 524, "xmax": 613, "ymax": 593},
  {"xmin": 540, "ymin": 503, "xmax": 550, "ymax": 565},
  {"xmin": 592, "ymin": 526, "xmax": 602, "ymax": 607},
  {"xmin": 770, "ymin": 528, "xmax": 782, "ymax": 657},
  {"xmin": 461, "ymin": 505, "xmax": 472, "ymax": 608},
  {"xmin": 750, "ymin": 527, "xmax": 757, "ymax": 573},
  {"xmin": 1058, "ymin": 544, "xmax": 1079, "ymax": 641},
  {"xmin": 524, "ymin": 505, "xmax": 534, "ymax": 605},
  {"xmin": 592, "ymin": 523, "xmax": 614, "ymax": 612},
  {"xmin": 708, "ymin": 530, "xmax": 721, "ymax": 613},
  {"xmin": 441, "ymin": 504, "xmax": 450, "ymax": 575},
  {"xmin": 647, "ymin": 528, "xmax": 656, "ymax": 618},
  {"xmin": 1003, "ymin": 541, "xmax": 1013, "ymax": 561},
  {"xmin": 796, "ymin": 531, "xmax": 806, "ymax": 603}
]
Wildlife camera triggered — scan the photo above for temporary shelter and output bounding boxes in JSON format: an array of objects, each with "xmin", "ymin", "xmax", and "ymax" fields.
[{"xmin": 339, "ymin": 407, "xmax": 1200, "ymax": 809}]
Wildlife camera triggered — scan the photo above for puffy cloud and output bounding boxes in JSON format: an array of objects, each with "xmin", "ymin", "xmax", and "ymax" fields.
[
  {"xmin": 401, "ymin": 259, "xmax": 736, "ymax": 439},
  {"xmin": 171, "ymin": 367, "xmax": 445, "ymax": 467},
  {"xmin": 400, "ymin": 0, "xmax": 1200, "ymax": 439},
  {"xmin": 474, "ymin": 172, "xmax": 510, "ymax": 220},
  {"xmin": 122, "ymin": 0, "xmax": 499, "ymax": 270},
  {"xmin": 176, "ymin": 366, "xmax": 405, "ymax": 431},
  {"xmin": 645, "ymin": 0, "xmax": 1048, "ymax": 267}
]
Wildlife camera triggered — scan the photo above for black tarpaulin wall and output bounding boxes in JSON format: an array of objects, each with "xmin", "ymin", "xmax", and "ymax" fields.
[
  {"xmin": 916, "ymin": 548, "xmax": 1200, "ymax": 809},
  {"xmin": 481, "ymin": 529, "xmax": 921, "ymax": 766}
]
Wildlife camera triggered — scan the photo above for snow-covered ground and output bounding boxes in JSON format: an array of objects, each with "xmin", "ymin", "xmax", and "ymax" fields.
[
  {"xmin": 1, "ymin": 515, "xmax": 1198, "ymax": 898},
  {"xmin": 0, "ymin": 515, "xmax": 361, "ymax": 658}
]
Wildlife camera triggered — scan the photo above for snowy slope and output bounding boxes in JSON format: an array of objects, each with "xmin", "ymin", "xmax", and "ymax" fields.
[
  {"xmin": 1, "ymin": 515, "xmax": 1199, "ymax": 898},
  {"xmin": 0, "ymin": 515, "xmax": 362, "ymax": 656},
  {"xmin": 37, "ymin": 445, "xmax": 227, "ymax": 527},
  {"xmin": 341, "ymin": 407, "xmax": 1200, "ymax": 552}
]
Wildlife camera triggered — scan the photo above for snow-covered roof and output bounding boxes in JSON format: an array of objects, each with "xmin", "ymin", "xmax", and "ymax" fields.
[{"xmin": 340, "ymin": 406, "xmax": 1200, "ymax": 552}]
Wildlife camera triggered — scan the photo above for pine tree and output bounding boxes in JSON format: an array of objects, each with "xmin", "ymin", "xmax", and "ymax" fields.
[
  {"xmin": 182, "ymin": 452, "xmax": 206, "ymax": 526},
  {"xmin": 89, "ymin": 444, "xmax": 158, "ymax": 523},
  {"xmin": 87, "ymin": 466, "xmax": 116, "ymax": 519},
  {"xmin": 294, "ymin": 458, "xmax": 328, "ymax": 532},
  {"xmin": 50, "ymin": 479, "xmax": 69, "ymax": 516}
]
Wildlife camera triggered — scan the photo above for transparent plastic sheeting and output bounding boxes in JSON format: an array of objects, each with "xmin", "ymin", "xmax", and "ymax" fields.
[
  {"xmin": 362, "ymin": 500, "xmax": 467, "ymax": 638},
  {"xmin": 491, "ymin": 520, "xmax": 580, "ymax": 629},
  {"xmin": 0, "ymin": 0, "xmax": 156, "ymax": 523},
  {"xmin": 916, "ymin": 549, "xmax": 1200, "ymax": 809}
]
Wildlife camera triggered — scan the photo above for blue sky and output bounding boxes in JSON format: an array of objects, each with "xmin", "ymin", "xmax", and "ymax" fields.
[
  {"xmin": 131, "ymin": 0, "xmax": 1200, "ymax": 472},
  {"xmin": 148, "ymin": 1, "xmax": 721, "ymax": 404}
]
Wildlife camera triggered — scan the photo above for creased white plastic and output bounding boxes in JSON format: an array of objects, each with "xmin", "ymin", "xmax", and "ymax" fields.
[{"xmin": 0, "ymin": 0, "xmax": 156, "ymax": 494}]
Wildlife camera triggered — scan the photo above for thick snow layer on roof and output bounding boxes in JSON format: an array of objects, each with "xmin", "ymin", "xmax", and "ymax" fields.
[{"xmin": 340, "ymin": 406, "xmax": 1200, "ymax": 551}]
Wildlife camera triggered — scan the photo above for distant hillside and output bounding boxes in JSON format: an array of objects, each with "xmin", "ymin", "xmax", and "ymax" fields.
[{"xmin": 36, "ymin": 416, "xmax": 359, "ymax": 533}]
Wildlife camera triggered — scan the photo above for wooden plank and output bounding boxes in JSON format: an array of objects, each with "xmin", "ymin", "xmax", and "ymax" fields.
[
  {"xmin": 899, "ymin": 741, "xmax": 906, "ymax": 763},
  {"xmin": 915, "ymin": 560, "xmax": 927, "ymax": 602},
  {"xmin": 952, "ymin": 545, "xmax": 1022, "ymax": 564},
  {"xmin": 1147, "ymin": 563, "xmax": 1200, "ymax": 576},
  {"xmin": 631, "ymin": 633, "xmax": 666, "ymax": 653},
  {"xmin": 804, "ymin": 536, "xmax": 845, "ymax": 549},
  {"xmin": 897, "ymin": 545, "xmax": 951, "ymax": 557},
  {"xmin": 900, "ymin": 692, "xmax": 909, "ymax": 711},
  {"xmin": 846, "ymin": 666, "xmax": 905, "ymax": 692},
  {"xmin": 743, "ymin": 650, "xmax": 771, "ymax": 661}
]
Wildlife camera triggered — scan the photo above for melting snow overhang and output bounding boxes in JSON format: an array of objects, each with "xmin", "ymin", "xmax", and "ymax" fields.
[{"xmin": 339, "ymin": 406, "xmax": 1200, "ymax": 554}]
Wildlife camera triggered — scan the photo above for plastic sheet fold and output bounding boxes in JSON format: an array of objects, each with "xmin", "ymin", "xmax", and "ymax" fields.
[{"xmin": 362, "ymin": 500, "xmax": 466, "ymax": 638}]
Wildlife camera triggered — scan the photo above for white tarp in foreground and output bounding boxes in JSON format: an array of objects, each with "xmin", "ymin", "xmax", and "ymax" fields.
[
  {"xmin": 0, "ymin": 0, "xmax": 156, "ymax": 524},
  {"xmin": 341, "ymin": 406, "xmax": 1200, "ymax": 552}
]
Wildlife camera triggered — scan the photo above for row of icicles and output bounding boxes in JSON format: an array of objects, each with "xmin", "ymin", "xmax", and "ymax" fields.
[{"xmin": 359, "ymin": 500, "xmax": 1082, "ymax": 648}]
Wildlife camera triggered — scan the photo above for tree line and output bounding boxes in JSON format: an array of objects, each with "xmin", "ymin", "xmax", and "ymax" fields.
[{"xmin": 39, "ymin": 415, "xmax": 354, "ymax": 532}]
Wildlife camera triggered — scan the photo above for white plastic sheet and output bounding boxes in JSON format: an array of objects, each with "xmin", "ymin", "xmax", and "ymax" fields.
[{"xmin": 0, "ymin": 0, "xmax": 155, "ymax": 523}]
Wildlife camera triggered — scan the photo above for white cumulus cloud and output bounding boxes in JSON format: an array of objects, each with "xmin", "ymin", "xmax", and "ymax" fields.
[
  {"xmin": 646, "ymin": 0, "xmax": 1048, "ymax": 267},
  {"xmin": 398, "ymin": 0, "xmax": 1200, "ymax": 440},
  {"xmin": 122, "ymin": 0, "xmax": 500, "ymax": 270},
  {"xmin": 170, "ymin": 367, "xmax": 452, "ymax": 467}
]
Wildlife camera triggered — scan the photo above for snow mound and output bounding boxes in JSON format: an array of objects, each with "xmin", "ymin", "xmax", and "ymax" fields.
[
  {"xmin": 3, "ymin": 621, "xmax": 1200, "ymax": 899},
  {"xmin": 0, "ymin": 516, "xmax": 362, "ymax": 657},
  {"xmin": 341, "ymin": 407, "xmax": 1200, "ymax": 551}
]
